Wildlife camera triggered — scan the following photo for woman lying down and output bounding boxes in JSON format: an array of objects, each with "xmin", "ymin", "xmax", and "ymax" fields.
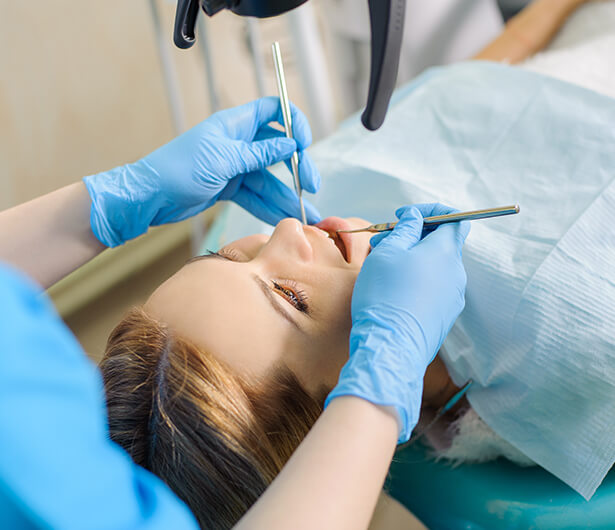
[
  {"xmin": 103, "ymin": 211, "xmax": 465, "ymax": 528},
  {"xmin": 101, "ymin": 0, "xmax": 615, "ymax": 528}
]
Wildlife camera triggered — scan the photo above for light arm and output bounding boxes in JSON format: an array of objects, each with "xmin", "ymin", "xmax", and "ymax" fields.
[
  {"xmin": 0, "ymin": 182, "xmax": 105, "ymax": 289},
  {"xmin": 473, "ymin": 0, "xmax": 589, "ymax": 64},
  {"xmin": 234, "ymin": 397, "xmax": 399, "ymax": 530}
]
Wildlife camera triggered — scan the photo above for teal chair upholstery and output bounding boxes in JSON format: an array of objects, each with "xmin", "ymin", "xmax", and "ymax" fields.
[{"xmin": 387, "ymin": 444, "xmax": 615, "ymax": 529}]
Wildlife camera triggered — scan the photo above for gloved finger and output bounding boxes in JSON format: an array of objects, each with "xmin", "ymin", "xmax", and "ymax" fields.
[
  {"xmin": 303, "ymin": 196, "xmax": 321, "ymax": 224},
  {"xmin": 369, "ymin": 231, "xmax": 388, "ymax": 248},
  {"xmin": 397, "ymin": 203, "xmax": 464, "ymax": 240},
  {"xmin": 252, "ymin": 97, "xmax": 313, "ymax": 150},
  {"xmin": 244, "ymin": 170, "xmax": 321, "ymax": 222},
  {"xmin": 371, "ymin": 205, "xmax": 429, "ymax": 248},
  {"xmin": 297, "ymin": 151, "xmax": 321, "ymax": 194},
  {"xmin": 373, "ymin": 206, "xmax": 424, "ymax": 251},
  {"xmin": 236, "ymin": 171, "xmax": 321, "ymax": 224},
  {"xmin": 396, "ymin": 202, "xmax": 458, "ymax": 219},
  {"xmin": 254, "ymin": 124, "xmax": 286, "ymax": 142},
  {"xmin": 423, "ymin": 219, "xmax": 471, "ymax": 255},
  {"xmin": 253, "ymin": 125, "xmax": 321, "ymax": 194},
  {"xmin": 237, "ymin": 137, "xmax": 297, "ymax": 174},
  {"xmin": 276, "ymin": 150, "xmax": 321, "ymax": 194},
  {"xmin": 232, "ymin": 186, "xmax": 320, "ymax": 226},
  {"xmin": 455, "ymin": 220, "xmax": 471, "ymax": 247},
  {"xmin": 231, "ymin": 189, "xmax": 289, "ymax": 225}
]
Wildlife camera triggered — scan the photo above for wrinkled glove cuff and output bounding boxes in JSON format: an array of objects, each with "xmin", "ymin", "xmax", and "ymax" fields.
[
  {"xmin": 83, "ymin": 161, "xmax": 160, "ymax": 248},
  {"xmin": 325, "ymin": 321, "xmax": 427, "ymax": 444}
]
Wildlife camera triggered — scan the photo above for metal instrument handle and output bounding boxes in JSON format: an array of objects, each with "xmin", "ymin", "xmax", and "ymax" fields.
[
  {"xmin": 272, "ymin": 41, "xmax": 307, "ymax": 224},
  {"xmin": 338, "ymin": 205, "xmax": 520, "ymax": 233}
]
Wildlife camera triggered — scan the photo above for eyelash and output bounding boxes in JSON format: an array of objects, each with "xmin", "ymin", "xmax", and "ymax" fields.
[
  {"xmin": 206, "ymin": 250, "xmax": 310, "ymax": 314},
  {"xmin": 272, "ymin": 280, "xmax": 309, "ymax": 314},
  {"xmin": 207, "ymin": 248, "xmax": 243, "ymax": 261}
]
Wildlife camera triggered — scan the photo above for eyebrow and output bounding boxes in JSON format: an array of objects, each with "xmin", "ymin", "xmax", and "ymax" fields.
[{"xmin": 186, "ymin": 252, "xmax": 303, "ymax": 332}]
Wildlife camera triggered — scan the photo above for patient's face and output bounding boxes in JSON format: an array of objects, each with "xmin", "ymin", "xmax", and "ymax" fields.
[{"xmin": 145, "ymin": 217, "xmax": 373, "ymax": 395}]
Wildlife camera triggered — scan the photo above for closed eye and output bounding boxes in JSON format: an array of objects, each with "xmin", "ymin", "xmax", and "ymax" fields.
[
  {"xmin": 183, "ymin": 249, "xmax": 308, "ymax": 331},
  {"xmin": 199, "ymin": 250, "xmax": 309, "ymax": 314}
]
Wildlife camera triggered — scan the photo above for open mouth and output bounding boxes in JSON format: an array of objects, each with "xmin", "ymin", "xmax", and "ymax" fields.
[
  {"xmin": 314, "ymin": 217, "xmax": 352, "ymax": 263},
  {"xmin": 327, "ymin": 232, "xmax": 348, "ymax": 261}
]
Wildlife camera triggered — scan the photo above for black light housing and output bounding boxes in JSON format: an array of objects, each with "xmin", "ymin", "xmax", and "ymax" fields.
[{"xmin": 174, "ymin": 0, "xmax": 406, "ymax": 131}]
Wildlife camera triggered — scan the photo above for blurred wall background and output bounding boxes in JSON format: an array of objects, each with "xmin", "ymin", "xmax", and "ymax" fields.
[{"xmin": 0, "ymin": 1, "xmax": 302, "ymax": 209}]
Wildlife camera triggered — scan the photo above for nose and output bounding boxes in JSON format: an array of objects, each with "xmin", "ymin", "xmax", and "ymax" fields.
[{"xmin": 262, "ymin": 218, "xmax": 313, "ymax": 263}]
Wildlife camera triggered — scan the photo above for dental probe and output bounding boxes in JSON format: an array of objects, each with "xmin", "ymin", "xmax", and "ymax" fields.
[
  {"xmin": 272, "ymin": 41, "xmax": 307, "ymax": 225},
  {"xmin": 336, "ymin": 205, "xmax": 520, "ymax": 234}
]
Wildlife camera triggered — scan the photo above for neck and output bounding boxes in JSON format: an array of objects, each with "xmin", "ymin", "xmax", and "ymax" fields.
[{"xmin": 422, "ymin": 355, "xmax": 459, "ymax": 411}]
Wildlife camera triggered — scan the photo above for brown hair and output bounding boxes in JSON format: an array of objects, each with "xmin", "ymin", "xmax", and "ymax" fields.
[{"xmin": 100, "ymin": 307, "xmax": 326, "ymax": 529}]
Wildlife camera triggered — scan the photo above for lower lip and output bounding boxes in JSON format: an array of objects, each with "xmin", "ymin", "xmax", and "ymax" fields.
[{"xmin": 315, "ymin": 217, "xmax": 353, "ymax": 263}]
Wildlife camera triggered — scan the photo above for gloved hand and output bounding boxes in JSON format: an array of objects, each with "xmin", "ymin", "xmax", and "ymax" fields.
[
  {"xmin": 84, "ymin": 97, "xmax": 321, "ymax": 247},
  {"xmin": 325, "ymin": 204, "xmax": 470, "ymax": 443}
]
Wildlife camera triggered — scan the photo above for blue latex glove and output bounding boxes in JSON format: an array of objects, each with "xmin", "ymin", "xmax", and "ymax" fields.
[
  {"xmin": 0, "ymin": 264, "xmax": 197, "ymax": 528},
  {"xmin": 84, "ymin": 97, "xmax": 321, "ymax": 247},
  {"xmin": 325, "ymin": 204, "xmax": 470, "ymax": 443}
]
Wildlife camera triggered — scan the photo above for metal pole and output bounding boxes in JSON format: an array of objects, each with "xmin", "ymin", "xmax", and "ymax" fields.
[
  {"xmin": 149, "ymin": 1, "xmax": 219, "ymax": 255},
  {"xmin": 148, "ymin": 0, "xmax": 187, "ymax": 134},
  {"xmin": 286, "ymin": 4, "xmax": 336, "ymax": 139},
  {"xmin": 246, "ymin": 19, "xmax": 267, "ymax": 97},
  {"xmin": 189, "ymin": 14, "xmax": 225, "ymax": 253},
  {"xmin": 196, "ymin": 15, "xmax": 221, "ymax": 112}
]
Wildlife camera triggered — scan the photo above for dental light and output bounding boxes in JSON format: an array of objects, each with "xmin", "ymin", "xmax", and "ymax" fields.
[{"xmin": 173, "ymin": 0, "xmax": 406, "ymax": 131}]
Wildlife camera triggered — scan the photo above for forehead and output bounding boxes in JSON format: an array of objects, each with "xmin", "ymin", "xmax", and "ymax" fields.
[{"xmin": 144, "ymin": 257, "xmax": 304, "ymax": 378}]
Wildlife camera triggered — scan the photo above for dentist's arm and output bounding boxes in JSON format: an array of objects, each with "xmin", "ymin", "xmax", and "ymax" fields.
[
  {"xmin": 0, "ymin": 98, "xmax": 320, "ymax": 288},
  {"xmin": 0, "ymin": 182, "xmax": 105, "ymax": 288},
  {"xmin": 236, "ymin": 397, "xmax": 399, "ymax": 530}
]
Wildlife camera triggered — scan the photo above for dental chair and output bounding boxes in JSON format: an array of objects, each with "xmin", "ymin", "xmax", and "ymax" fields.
[{"xmin": 387, "ymin": 444, "xmax": 615, "ymax": 529}]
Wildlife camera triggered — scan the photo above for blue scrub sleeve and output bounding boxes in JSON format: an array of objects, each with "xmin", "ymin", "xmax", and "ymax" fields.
[{"xmin": 0, "ymin": 264, "xmax": 197, "ymax": 529}]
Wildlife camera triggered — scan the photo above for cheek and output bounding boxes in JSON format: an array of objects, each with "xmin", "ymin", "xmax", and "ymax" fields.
[
  {"xmin": 311, "ymin": 268, "xmax": 356, "ymax": 339},
  {"xmin": 309, "ymin": 271, "xmax": 357, "ymax": 390},
  {"xmin": 287, "ymin": 268, "xmax": 358, "ymax": 393}
]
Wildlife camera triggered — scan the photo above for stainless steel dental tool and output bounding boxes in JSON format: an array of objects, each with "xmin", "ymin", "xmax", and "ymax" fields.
[
  {"xmin": 272, "ymin": 41, "xmax": 307, "ymax": 225},
  {"xmin": 336, "ymin": 205, "xmax": 520, "ymax": 234}
]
